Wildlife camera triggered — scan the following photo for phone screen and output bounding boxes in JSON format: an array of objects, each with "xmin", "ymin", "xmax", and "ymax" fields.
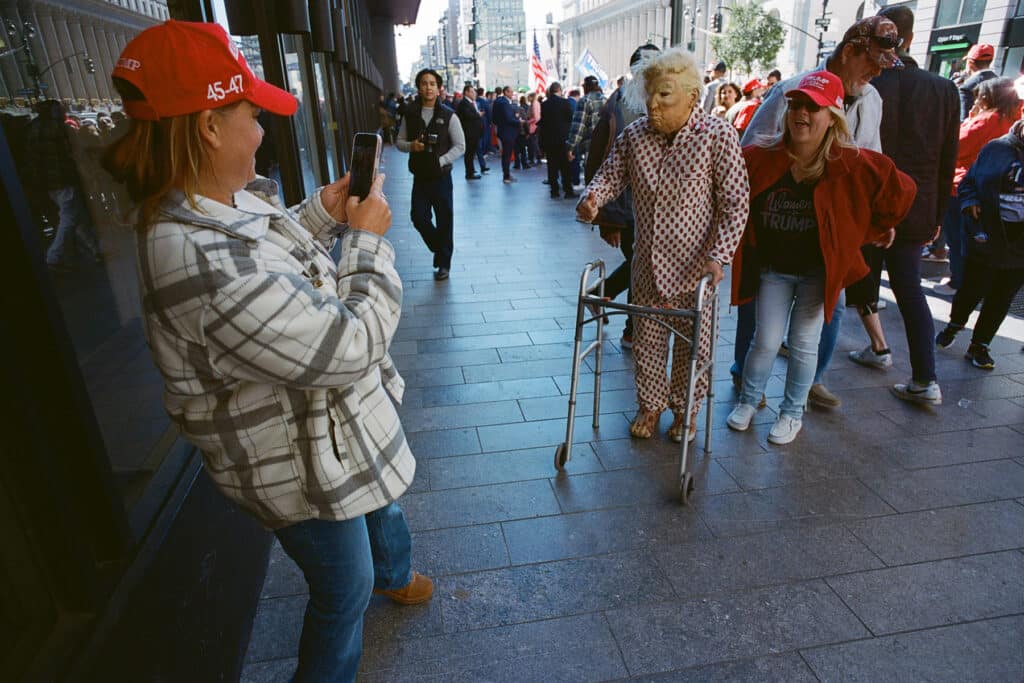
[{"xmin": 350, "ymin": 134, "xmax": 380, "ymax": 200}]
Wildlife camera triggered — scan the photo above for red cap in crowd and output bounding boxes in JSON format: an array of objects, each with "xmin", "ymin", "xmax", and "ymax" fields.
[
  {"xmin": 742, "ymin": 78, "xmax": 765, "ymax": 95},
  {"xmin": 112, "ymin": 20, "xmax": 298, "ymax": 121},
  {"xmin": 785, "ymin": 70, "xmax": 845, "ymax": 109},
  {"xmin": 967, "ymin": 43, "xmax": 994, "ymax": 61}
]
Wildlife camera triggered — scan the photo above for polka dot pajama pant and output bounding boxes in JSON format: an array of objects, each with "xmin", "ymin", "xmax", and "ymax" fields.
[{"xmin": 631, "ymin": 266, "xmax": 715, "ymax": 418}]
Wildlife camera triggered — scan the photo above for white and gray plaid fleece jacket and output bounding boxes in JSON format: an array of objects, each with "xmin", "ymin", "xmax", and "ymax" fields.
[{"xmin": 138, "ymin": 179, "xmax": 414, "ymax": 529}]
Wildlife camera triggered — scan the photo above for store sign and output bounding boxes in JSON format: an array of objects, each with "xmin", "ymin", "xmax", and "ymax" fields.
[{"xmin": 928, "ymin": 24, "xmax": 981, "ymax": 53}]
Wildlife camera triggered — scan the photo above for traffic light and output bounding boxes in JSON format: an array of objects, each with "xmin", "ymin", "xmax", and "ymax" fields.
[
  {"xmin": 712, "ymin": 13, "xmax": 723, "ymax": 33},
  {"xmin": 83, "ymin": 56, "xmax": 95, "ymax": 73}
]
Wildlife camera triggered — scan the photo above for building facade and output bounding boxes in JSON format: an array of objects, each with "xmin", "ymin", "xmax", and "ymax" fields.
[{"xmin": 0, "ymin": 0, "xmax": 412, "ymax": 679}]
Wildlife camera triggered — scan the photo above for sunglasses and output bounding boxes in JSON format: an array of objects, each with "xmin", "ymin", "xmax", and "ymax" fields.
[{"xmin": 786, "ymin": 98, "xmax": 824, "ymax": 113}]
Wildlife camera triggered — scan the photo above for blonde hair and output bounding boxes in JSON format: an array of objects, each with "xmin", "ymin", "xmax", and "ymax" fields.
[
  {"xmin": 103, "ymin": 77, "xmax": 238, "ymax": 230},
  {"xmin": 756, "ymin": 105, "xmax": 853, "ymax": 183},
  {"xmin": 622, "ymin": 46, "xmax": 701, "ymax": 114}
]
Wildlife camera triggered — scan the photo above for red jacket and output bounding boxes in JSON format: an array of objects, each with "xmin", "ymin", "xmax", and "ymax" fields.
[
  {"xmin": 731, "ymin": 144, "xmax": 917, "ymax": 321},
  {"xmin": 951, "ymin": 110, "xmax": 1015, "ymax": 195}
]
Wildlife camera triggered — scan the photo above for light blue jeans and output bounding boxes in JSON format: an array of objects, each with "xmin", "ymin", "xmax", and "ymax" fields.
[
  {"xmin": 740, "ymin": 269, "xmax": 826, "ymax": 419},
  {"xmin": 274, "ymin": 503, "xmax": 413, "ymax": 683}
]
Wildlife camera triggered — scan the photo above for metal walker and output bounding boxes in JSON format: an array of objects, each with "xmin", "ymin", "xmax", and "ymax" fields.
[{"xmin": 553, "ymin": 260, "xmax": 719, "ymax": 505}]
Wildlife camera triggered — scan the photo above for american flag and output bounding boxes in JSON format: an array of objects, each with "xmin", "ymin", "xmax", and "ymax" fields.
[{"xmin": 531, "ymin": 31, "xmax": 548, "ymax": 96}]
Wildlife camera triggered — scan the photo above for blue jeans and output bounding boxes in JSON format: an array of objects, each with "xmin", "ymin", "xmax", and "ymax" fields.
[
  {"xmin": 740, "ymin": 269, "xmax": 826, "ymax": 419},
  {"xmin": 732, "ymin": 290, "xmax": 842, "ymax": 385},
  {"xmin": 942, "ymin": 195, "xmax": 965, "ymax": 289},
  {"xmin": 410, "ymin": 173, "xmax": 454, "ymax": 269},
  {"xmin": 274, "ymin": 503, "xmax": 412, "ymax": 683}
]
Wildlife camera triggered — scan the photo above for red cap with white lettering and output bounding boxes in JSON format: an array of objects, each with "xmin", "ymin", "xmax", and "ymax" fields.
[{"xmin": 112, "ymin": 20, "xmax": 297, "ymax": 121}]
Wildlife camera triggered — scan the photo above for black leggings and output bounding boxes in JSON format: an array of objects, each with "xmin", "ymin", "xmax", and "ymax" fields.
[{"xmin": 949, "ymin": 257, "xmax": 1024, "ymax": 345}]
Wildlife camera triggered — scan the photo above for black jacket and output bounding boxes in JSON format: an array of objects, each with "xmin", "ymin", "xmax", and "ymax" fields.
[
  {"xmin": 539, "ymin": 95, "xmax": 572, "ymax": 148},
  {"xmin": 872, "ymin": 55, "xmax": 959, "ymax": 244},
  {"xmin": 958, "ymin": 123, "xmax": 1024, "ymax": 269},
  {"xmin": 455, "ymin": 97, "xmax": 483, "ymax": 141}
]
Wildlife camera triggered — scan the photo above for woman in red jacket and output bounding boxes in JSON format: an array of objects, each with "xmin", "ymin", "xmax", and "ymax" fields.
[{"xmin": 727, "ymin": 71, "xmax": 916, "ymax": 444}]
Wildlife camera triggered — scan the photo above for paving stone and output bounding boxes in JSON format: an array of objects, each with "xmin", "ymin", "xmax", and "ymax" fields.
[
  {"xmin": 406, "ymin": 427, "xmax": 480, "ymax": 459},
  {"xmin": 554, "ymin": 369, "xmax": 637, "ymax": 393},
  {"xmin": 826, "ymin": 551, "xmax": 1024, "ymax": 635},
  {"xmin": 410, "ymin": 524, "xmax": 509, "ymax": 576},
  {"xmin": 529, "ymin": 328, "xmax": 602, "ymax": 345},
  {"xmin": 391, "ymin": 323, "xmax": 452, "ymax": 342},
  {"xmin": 391, "ymin": 348, "xmax": 498, "ymax": 371},
  {"xmin": 417, "ymin": 332, "xmax": 533, "ymax": 354},
  {"xmin": 652, "ymin": 525, "xmax": 883, "ymax": 599},
  {"xmin": 554, "ymin": 461, "xmax": 740, "ymax": 515},
  {"xmin": 881, "ymin": 426, "xmax": 1024, "ymax": 469},
  {"xmin": 860, "ymin": 459, "xmax": 1024, "ymax": 512},
  {"xmin": 387, "ymin": 340, "xmax": 418, "ymax": 356},
  {"xmin": 605, "ymin": 581, "xmax": 868, "ymax": 676},
  {"xmin": 625, "ymin": 653, "xmax": 817, "ymax": 682},
  {"xmin": 879, "ymin": 395, "xmax": 1024, "ymax": 434},
  {"xmin": 240, "ymin": 658, "xmax": 296, "ymax": 683},
  {"xmin": 440, "ymin": 552, "xmax": 676, "ymax": 632},
  {"xmin": 428, "ymin": 443, "xmax": 603, "ymax": 490},
  {"xmin": 463, "ymin": 357, "xmax": 588, "ymax": 383},
  {"xmin": 692, "ymin": 478, "xmax": 895, "ymax": 537},
  {"xmin": 259, "ymin": 540, "xmax": 304, "ymax": 599},
  {"xmin": 846, "ymin": 500, "xmax": 1024, "ymax": 565},
  {"xmin": 717, "ymin": 448, "xmax": 901, "ymax": 491},
  {"xmin": 399, "ymin": 479, "xmax": 561, "ymax": 531},
  {"xmin": 802, "ymin": 614, "xmax": 1024, "ymax": 682},
  {"xmin": 398, "ymin": 309, "xmax": 485, "ymax": 327},
  {"xmin": 400, "ymin": 400, "xmax": 523, "ymax": 433},
  {"xmin": 405, "ymin": 465, "xmax": 429, "ymax": 493},
  {"xmin": 451, "ymin": 318, "xmax": 561, "ymax": 338},
  {"xmin": 510, "ymin": 295, "xmax": 575, "ymax": 310},
  {"xmin": 477, "ymin": 413, "xmax": 633, "ymax": 452},
  {"xmin": 483, "ymin": 305, "xmax": 575, "ymax": 323},
  {"xmin": 518, "ymin": 388, "xmax": 637, "ymax": 422},
  {"xmin": 395, "ymin": 366, "xmax": 465, "ymax": 389},
  {"xmin": 359, "ymin": 613, "xmax": 628, "ymax": 682},
  {"xmin": 497, "ymin": 340, "xmax": 618, "ymax": 363},
  {"xmin": 502, "ymin": 504, "xmax": 712, "ymax": 565},
  {"xmin": 404, "ymin": 377, "xmax": 560, "ymax": 409}
]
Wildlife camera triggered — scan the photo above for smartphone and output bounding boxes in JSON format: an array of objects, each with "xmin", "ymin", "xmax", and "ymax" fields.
[{"xmin": 349, "ymin": 132, "xmax": 382, "ymax": 201}]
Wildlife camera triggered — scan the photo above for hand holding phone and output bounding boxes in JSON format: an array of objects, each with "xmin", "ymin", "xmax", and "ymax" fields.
[
  {"xmin": 347, "ymin": 174, "xmax": 391, "ymax": 236},
  {"xmin": 350, "ymin": 132, "xmax": 382, "ymax": 201}
]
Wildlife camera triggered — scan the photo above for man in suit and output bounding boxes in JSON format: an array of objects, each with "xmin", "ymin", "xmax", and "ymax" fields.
[
  {"xmin": 474, "ymin": 87, "xmax": 491, "ymax": 173},
  {"xmin": 456, "ymin": 84, "xmax": 484, "ymax": 179},
  {"xmin": 845, "ymin": 5, "xmax": 957, "ymax": 405},
  {"xmin": 492, "ymin": 85, "xmax": 521, "ymax": 183},
  {"xmin": 539, "ymin": 82, "xmax": 573, "ymax": 198}
]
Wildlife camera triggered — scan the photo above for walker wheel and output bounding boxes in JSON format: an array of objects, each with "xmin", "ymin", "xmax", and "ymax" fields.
[
  {"xmin": 554, "ymin": 443, "xmax": 569, "ymax": 471},
  {"xmin": 679, "ymin": 473, "xmax": 695, "ymax": 505}
]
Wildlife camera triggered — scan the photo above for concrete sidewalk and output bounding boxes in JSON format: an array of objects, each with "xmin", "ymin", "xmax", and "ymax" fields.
[{"xmin": 242, "ymin": 148, "xmax": 1024, "ymax": 681}]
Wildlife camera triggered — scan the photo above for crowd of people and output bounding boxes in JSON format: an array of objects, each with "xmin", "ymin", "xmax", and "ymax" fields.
[{"xmin": 20, "ymin": 9, "xmax": 1019, "ymax": 682}]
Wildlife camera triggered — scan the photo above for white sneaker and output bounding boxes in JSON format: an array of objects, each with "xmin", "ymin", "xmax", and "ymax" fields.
[
  {"xmin": 933, "ymin": 282, "xmax": 958, "ymax": 296},
  {"xmin": 767, "ymin": 415, "xmax": 802, "ymax": 445},
  {"xmin": 891, "ymin": 380, "xmax": 942, "ymax": 405},
  {"xmin": 849, "ymin": 345, "xmax": 893, "ymax": 370},
  {"xmin": 727, "ymin": 403, "xmax": 757, "ymax": 431}
]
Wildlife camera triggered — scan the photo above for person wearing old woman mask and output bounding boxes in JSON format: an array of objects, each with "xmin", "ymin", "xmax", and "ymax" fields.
[
  {"xmin": 103, "ymin": 21, "xmax": 432, "ymax": 683},
  {"xmin": 578, "ymin": 47, "xmax": 749, "ymax": 445},
  {"xmin": 726, "ymin": 71, "xmax": 915, "ymax": 444}
]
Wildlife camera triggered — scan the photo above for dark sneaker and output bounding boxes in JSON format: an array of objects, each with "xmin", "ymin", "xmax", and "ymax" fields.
[
  {"xmin": 564, "ymin": 191, "xmax": 580, "ymax": 199},
  {"xmin": 935, "ymin": 324, "xmax": 961, "ymax": 348},
  {"xmin": 433, "ymin": 268, "xmax": 450, "ymax": 281},
  {"xmin": 620, "ymin": 332, "xmax": 633, "ymax": 349},
  {"xmin": 965, "ymin": 343, "xmax": 995, "ymax": 369}
]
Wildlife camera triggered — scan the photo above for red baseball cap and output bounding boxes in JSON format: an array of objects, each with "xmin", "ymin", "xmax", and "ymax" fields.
[
  {"xmin": 967, "ymin": 43, "xmax": 994, "ymax": 61},
  {"xmin": 113, "ymin": 20, "xmax": 298, "ymax": 121},
  {"xmin": 785, "ymin": 70, "xmax": 845, "ymax": 109},
  {"xmin": 742, "ymin": 78, "xmax": 765, "ymax": 95}
]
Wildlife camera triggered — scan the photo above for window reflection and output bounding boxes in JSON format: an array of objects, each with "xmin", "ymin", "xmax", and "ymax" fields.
[{"xmin": 2, "ymin": 1, "xmax": 176, "ymax": 515}]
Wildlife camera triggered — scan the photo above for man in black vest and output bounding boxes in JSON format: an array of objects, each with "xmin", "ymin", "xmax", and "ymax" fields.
[
  {"xmin": 455, "ymin": 84, "xmax": 484, "ymax": 179},
  {"xmin": 396, "ymin": 69, "xmax": 467, "ymax": 280}
]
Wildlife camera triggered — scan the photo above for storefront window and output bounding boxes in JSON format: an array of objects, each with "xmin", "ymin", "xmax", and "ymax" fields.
[
  {"xmin": 935, "ymin": 0, "xmax": 987, "ymax": 27},
  {"xmin": 311, "ymin": 53, "xmax": 339, "ymax": 181},
  {"xmin": 2, "ymin": 2, "xmax": 184, "ymax": 523},
  {"xmin": 281, "ymin": 33, "xmax": 322, "ymax": 193}
]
